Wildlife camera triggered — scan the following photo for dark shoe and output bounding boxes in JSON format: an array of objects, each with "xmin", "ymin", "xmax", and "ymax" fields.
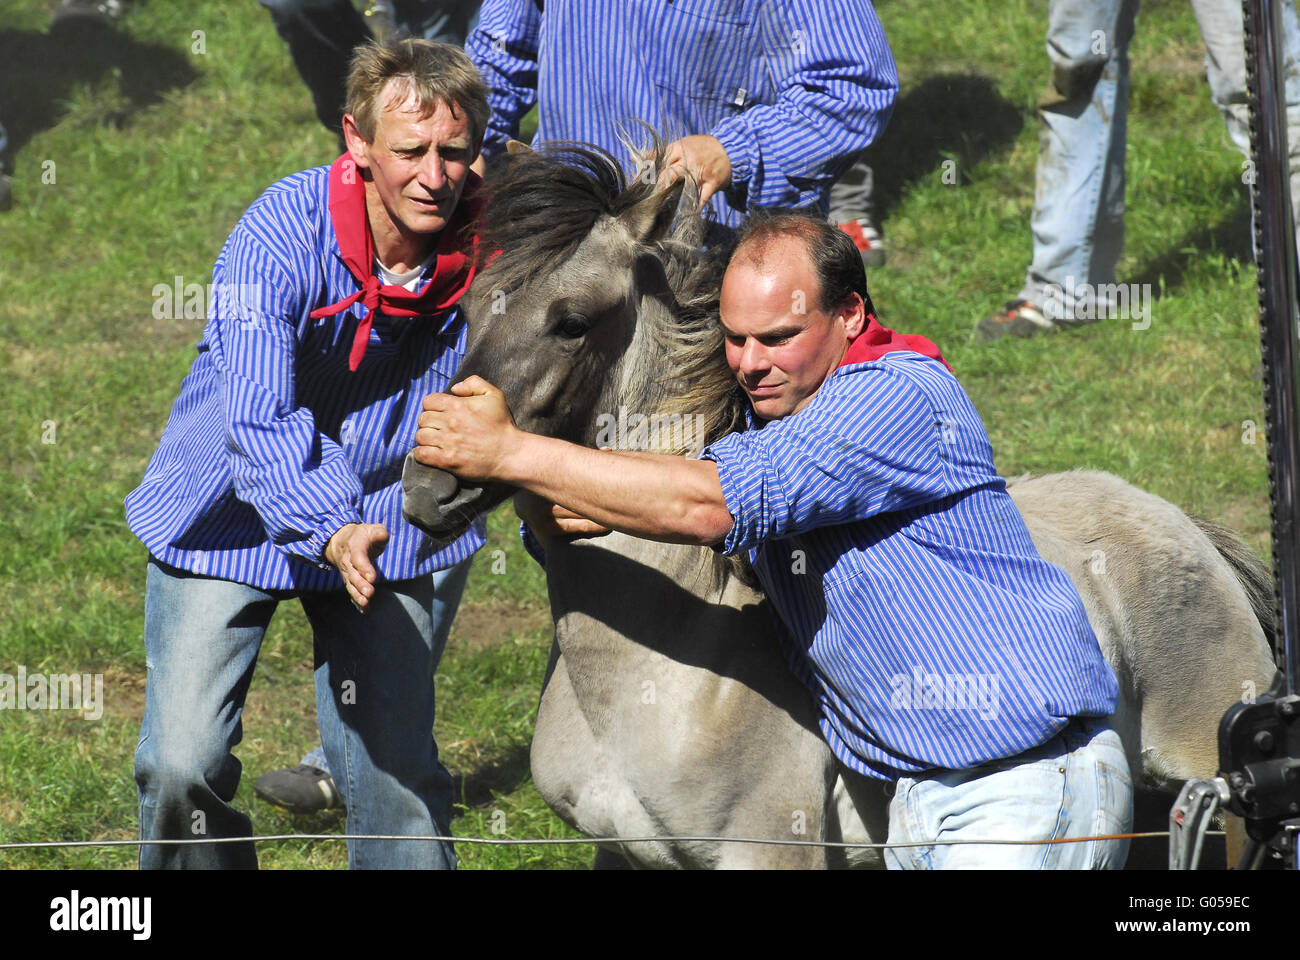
[
  {"xmin": 254, "ymin": 764, "xmax": 344, "ymax": 814},
  {"xmin": 975, "ymin": 299, "xmax": 1056, "ymax": 342},
  {"xmin": 0, "ymin": 175, "xmax": 11, "ymax": 212},
  {"xmin": 838, "ymin": 217, "xmax": 886, "ymax": 268}
]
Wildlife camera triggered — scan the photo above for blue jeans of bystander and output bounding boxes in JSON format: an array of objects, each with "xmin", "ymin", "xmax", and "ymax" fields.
[{"xmin": 1020, "ymin": 0, "xmax": 1300, "ymax": 320}]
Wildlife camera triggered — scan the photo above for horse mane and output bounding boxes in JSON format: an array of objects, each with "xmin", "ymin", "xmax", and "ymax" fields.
[
  {"xmin": 475, "ymin": 140, "xmax": 748, "ymax": 455},
  {"xmin": 475, "ymin": 140, "xmax": 757, "ymax": 591}
]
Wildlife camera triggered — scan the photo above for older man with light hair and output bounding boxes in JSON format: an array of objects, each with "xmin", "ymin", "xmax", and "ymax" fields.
[{"xmin": 126, "ymin": 38, "xmax": 488, "ymax": 869}]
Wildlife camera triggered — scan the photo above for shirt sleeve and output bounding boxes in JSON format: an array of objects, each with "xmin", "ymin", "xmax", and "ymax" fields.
[
  {"xmin": 711, "ymin": 0, "xmax": 898, "ymax": 211},
  {"xmin": 700, "ymin": 367, "xmax": 950, "ymax": 556},
  {"xmin": 207, "ymin": 217, "xmax": 364, "ymax": 570},
  {"xmin": 466, "ymin": 0, "xmax": 542, "ymax": 161}
]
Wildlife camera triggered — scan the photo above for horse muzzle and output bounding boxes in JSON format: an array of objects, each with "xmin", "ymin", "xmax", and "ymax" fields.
[{"xmin": 401, "ymin": 452, "xmax": 489, "ymax": 546}]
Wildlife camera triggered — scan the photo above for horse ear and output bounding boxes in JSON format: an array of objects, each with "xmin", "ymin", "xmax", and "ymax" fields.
[
  {"xmin": 620, "ymin": 179, "xmax": 685, "ymax": 245},
  {"xmin": 505, "ymin": 139, "xmax": 532, "ymax": 155}
]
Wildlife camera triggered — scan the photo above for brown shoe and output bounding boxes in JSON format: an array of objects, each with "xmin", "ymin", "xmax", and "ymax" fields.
[{"xmin": 974, "ymin": 299, "xmax": 1056, "ymax": 342}]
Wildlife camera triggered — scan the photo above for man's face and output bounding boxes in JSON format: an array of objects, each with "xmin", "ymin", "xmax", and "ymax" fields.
[
  {"xmin": 344, "ymin": 79, "xmax": 476, "ymax": 245},
  {"xmin": 720, "ymin": 235, "xmax": 864, "ymax": 421}
]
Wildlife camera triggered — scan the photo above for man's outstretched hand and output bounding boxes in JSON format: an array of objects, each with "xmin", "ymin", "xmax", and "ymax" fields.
[{"xmin": 325, "ymin": 522, "xmax": 389, "ymax": 612}]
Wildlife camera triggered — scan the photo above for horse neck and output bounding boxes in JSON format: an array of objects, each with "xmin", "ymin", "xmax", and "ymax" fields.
[{"xmin": 542, "ymin": 532, "xmax": 764, "ymax": 694}]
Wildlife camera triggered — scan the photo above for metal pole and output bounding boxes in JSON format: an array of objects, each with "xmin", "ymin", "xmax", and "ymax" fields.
[{"xmin": 1244, "ymin": 0, "xmax": 1300, "ymax": 694}]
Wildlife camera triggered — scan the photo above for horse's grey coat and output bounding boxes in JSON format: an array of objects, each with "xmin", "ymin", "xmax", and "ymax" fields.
[{"xmin": 404, "ymin": 145, "xmax": 1279, "ymax": 868}]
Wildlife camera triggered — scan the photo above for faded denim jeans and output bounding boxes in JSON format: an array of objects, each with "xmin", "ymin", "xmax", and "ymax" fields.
[
  {"xmin": 884, "ymin": 717, "xmax": 1133, "ymax": 869},
  {"xmin": 1020, "ymin": 0, "xmax": 1300, "ymax": 320},
  {"xmin": 135, "ymin": 554, "xmax": 472, "ymax": 869},
  {"xmin": 827, "ymin": 152, "xmax": 878, "ymax": 225}
]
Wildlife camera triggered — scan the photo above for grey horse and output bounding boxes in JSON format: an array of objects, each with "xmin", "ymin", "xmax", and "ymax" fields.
[{"xmin": 404, "ymin": 144, "xmax": 1280, "ymax": 868}]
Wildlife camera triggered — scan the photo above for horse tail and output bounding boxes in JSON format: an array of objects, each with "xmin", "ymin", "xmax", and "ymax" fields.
[{"xmin": 1189, "ymin": 515, "xmax": 1277, "ymax": 658}]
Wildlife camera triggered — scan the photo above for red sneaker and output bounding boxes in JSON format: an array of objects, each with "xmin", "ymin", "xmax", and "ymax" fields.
[{"xmin": 838, "ymin": 218, "xmax": 886, "ymax": 268}]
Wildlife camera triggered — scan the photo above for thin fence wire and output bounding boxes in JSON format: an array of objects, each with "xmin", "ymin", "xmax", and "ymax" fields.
[{"xmin": 0, "ymin": 828, "xmax": 1200, "ymax": 854}]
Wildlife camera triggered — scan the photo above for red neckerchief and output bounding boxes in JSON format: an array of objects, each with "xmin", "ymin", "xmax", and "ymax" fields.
[
  {"xmin": 838, "ymin": 313, "xmax": 954, "ymax": 374},
  {"xmin": 310, "ymin": 153, "xmax": 485, "ymax": 371}
]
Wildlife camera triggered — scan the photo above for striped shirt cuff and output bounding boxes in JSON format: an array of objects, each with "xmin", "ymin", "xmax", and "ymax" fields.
[
  {"xmin": 711, "ymin": 119, "xmax": 757, "ymax": 207},
  {"xmin": 699, "ymin": 435, "xmax": 751, "ymax": 557},
  {"xmin": 301, "ymin": 501, "xmax": 366, "ymax": 571}
]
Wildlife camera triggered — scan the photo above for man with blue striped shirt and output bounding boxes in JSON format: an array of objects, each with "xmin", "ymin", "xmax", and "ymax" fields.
[
  {"xmin": 414, "ymin": 212, "xmax": 1134, "ymax": 869},
  {"xmin": 124, "ymin": 39, "xmax": 487, "ymax": 869},
  {"xmin": 465, "ymin": 0, "xmax": 897, "ymax": 239}
]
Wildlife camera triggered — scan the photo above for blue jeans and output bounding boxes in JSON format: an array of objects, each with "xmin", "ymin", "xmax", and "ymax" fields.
[
  {"xmin": 259, "ymin": 0, "xmax": 482, "ymax": 133},
  {"xmin": 0, "ymin": 119, "xmax": 9, "ymax": 175},
  {"xmin": 827, "ymin": 153, "xmax": 877, "ymax": 224},
  {"xmin": 1020, "ymin": 0, "xmax": 1300, "ymax": 319},
  {"xmin": 134, "ymin": 554, "xmax": 472, "ymax": 869},
  {"xmin": 883, "ymin": 717, "xmax": 1133, "ymax": 869}
]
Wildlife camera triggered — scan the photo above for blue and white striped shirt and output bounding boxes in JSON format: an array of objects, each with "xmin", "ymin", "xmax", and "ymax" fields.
[
  {"xmin": 467, "ymin": 0, "xmax": 897, "ymax": 227},
  {"xmin": 124, "ymin": 164, "xmax": 484, "ymax": 591},
  {"xmin": 701, "ymin": 353, "xmax": 1118, "ymax": 780}
]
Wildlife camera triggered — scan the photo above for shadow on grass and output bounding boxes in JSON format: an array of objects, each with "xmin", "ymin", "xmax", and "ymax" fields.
[
  {"xmin": 255, "ymin": 744, "xmax": 534, "ymax": 821},
  {"xmin": 0, "ymin": 19, "xmax": 198, "ymax": 167},
  {"xmin": 1128, "ymin": 183, "xmax": 1253, "ymax": 298},
  {"xmin": 862, "ymin": 72, "xmax": 1024, "ymax": 221},
  {"xmin": 450, "ymin": 743, "xmax": 532, "ymax": 808}
]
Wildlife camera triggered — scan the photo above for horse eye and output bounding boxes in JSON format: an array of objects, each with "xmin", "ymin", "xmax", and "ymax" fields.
[{"xmin": 557, "ymin": 312, "xmax": 591, "ymax": 339}]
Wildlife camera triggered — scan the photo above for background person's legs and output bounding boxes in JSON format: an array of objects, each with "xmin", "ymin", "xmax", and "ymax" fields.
[
  {"xmin": 305, "ymin": 556, "xmax": 471, "ymax": 869},
  {"xmin": 260, "ymin": 1, "xmax": 483, "ymax": 139},
  {"xmin": 1192, "ymin": 0, "xmax": 1300, "ymax": 259},
  {"xmin": 259, "ymin": 0, "xmax": 371, "ymax": 135},
  {"xmin": 391, "ymin": 0, "xmax": 480, "ymax": 44},
  {"xmin": 830, "ymin": 153, "xmax": 886, "ymax": 267},
  {"xmin": 1019, "ymin": 0, "xmax": 1139, "ymax": 322},
  {"xmin": 134, "ymin": 557, "xmax": 281, "ymax": 869}
]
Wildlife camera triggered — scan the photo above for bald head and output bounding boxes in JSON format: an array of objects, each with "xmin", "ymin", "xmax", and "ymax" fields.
[{"xmin": 729, "ymin": 212, "xmax": 872, "ymax": 316}]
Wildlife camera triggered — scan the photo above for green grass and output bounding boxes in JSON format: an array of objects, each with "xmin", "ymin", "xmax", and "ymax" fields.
[{"xmin": 0, "ymin": 0, "xmax": 1276, "ymax": 868}]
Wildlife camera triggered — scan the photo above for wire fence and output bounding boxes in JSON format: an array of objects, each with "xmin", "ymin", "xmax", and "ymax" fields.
[{"xmin": 0, "ymin": 828, "xmax": 1199, "ymax": 853}]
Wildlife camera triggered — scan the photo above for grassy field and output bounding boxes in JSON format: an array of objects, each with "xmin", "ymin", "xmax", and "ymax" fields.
[{"xmin": 0, "ymin": 0, "xmax": 1274, "ymax": 869}]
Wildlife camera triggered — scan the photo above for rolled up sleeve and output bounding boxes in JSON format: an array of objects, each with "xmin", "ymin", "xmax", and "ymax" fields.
[
  {"xmin": 700, "ymin": 367, "xmax": 949, "ymax": 556},
  {"xmin": 712, "ymin": 0, "xmax": 898, "ymax": 211}
]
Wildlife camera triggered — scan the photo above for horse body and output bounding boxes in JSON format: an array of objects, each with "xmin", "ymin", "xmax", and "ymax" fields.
[
  {"xmin": 534, "ymin": 532, "xmax": 850, "ymax": 868},
  {"xmin": 403, "ymin": 144, "xmax": 1279, "ymax": 867},
  {"xmin": 1005, "ymin": 470, "xmax": 1277, "ymax": 790}
]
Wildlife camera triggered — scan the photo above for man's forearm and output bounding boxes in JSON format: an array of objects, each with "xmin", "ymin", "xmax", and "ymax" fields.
[{"xmin": 500, "ymin": 432, "xmax": 732, "ymax": 545}]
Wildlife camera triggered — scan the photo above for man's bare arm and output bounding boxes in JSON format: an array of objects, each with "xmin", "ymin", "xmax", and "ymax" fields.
[{"xmin": 414, "ymin": 377, "xmax": 733, "ymax": 545}]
